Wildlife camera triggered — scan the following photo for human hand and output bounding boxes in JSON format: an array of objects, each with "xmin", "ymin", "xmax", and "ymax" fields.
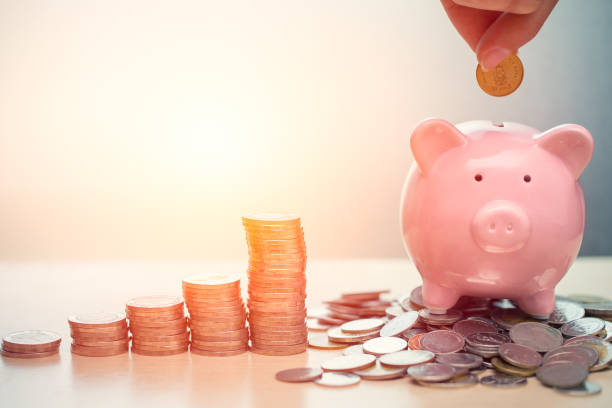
[{"xmin": 441, "ymin": 0, "xmax": 558, "ymax": 71}]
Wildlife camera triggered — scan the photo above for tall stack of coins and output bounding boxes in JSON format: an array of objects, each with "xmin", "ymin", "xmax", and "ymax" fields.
[
  {"xmin": 69, "ymin": 312, "xmax": 129, "ymax": 357},
  {"xmin": 126, "ymin": 295, "xmax": 189, "ymax": 356},
  {"xmin": 182, "ymin": 273, "xmax": 248, "ymax": 356},
  {"xmin": 2, "ymin": 330, "xmax": 61, "ymax": 358},
  {"xmin": 243, "ymin": 214, "xmax": 308, "ymax": 356}
]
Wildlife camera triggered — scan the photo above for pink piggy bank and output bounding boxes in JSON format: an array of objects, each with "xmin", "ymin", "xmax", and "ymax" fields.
[{"xmin": 400, "ymin": 119, "xmax": 593, "ymax": 317}]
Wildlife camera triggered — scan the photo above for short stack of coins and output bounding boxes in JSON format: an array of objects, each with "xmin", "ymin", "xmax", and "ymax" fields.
[
  {"xmin": 182, "ymin": 273, "xmax": 248, "ymax": 356},
  {"xmin": 243, "ymin": 213, "xmax": 308, "ymax": 356},
  {"xmin": 126, "ymin": 295, "xmax": 189, "ymax": 356},
  {"xmin": 69, "ymin": 312, "xmax": 129, "ymax": 356},
  {"xmin": 2, "ymin": 330, "xmax": 61, "ymax": 359}
]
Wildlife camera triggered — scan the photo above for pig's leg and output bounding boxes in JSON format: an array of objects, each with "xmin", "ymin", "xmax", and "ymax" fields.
[
  {"xmin": 515, "ymin": 289, "xmax": 555, "ymax": 318},
  {"xmin": 421, "ymin": 280, "xmax": 460, "ymax": 312}
]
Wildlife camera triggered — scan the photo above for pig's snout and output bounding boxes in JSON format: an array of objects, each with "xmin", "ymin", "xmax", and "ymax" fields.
[{"xmin": 471, "ymin": 200, "xmax": 530, "ymax": 253}]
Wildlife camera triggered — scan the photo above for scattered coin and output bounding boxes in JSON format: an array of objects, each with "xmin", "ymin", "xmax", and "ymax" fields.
[
  {"xmin": 560, "ymin": 317, "xmax": 605, "ymax": 337},
  {"xmin": 480, "ymin": 373, "xmax": 527, "ymax": 388},
  {"xmin": 362, "ymin": 336, "xmax": 407, "ymax": 356},
  {"xmin": 352, "ymin": 360, "xmax": 406, "ymax": 380},
  {"xmin": 342, "ymin": 344, "xmax": 364, "ymax": 356},
  {"xmin": 543, "ymin": 345, "xmax": 598, "ymax": 368},
  {"xmin": 379, "ymin": 349, "xmax": 435, "ymax": 368},
  {"xmin": 415, "ymin": 373, "xmax": 479, "ymax": 389},
  {"xmin": 341, "ymin": 318, "xmax": 385, "ymax": 334},
  {"xmin": 314, "ymin": 372, "xmax": 361, "ymax": 387},
  {"xmin": 548, "ymin": 300, "xmax": 585, "ymax": 325},
  {"xmin": 407, "ymin": 363, "xmax": 455, "ymax": 382},
  {"xmin": 327, "ymin": 327, "xmax": 379, "ymax": 344},
  {"xmin": 421, "ymin": 330, "xmax": 465, "ymax": 354},
  {"xmin": 491, "ymin": 357, "xmax": 537, "ymax": 377},
  {"xmin": 275, "ymin": 367, "xmax": 323, "ymax": 383},
  {"xmin": 435, "ymin": 352, "xmax": 483, "ymax": 369},
  {"xmin": 379, "ymin": 311, "xmax": 419, "ymax": 337},
  {"xmin": 308, "ymin": 334, "xmax": 348, "ymax": 350},
  {"xmin": 476, "ymin": 54, "xmax": 524, "ymax": 97},
  {"xmin": 536, "ymin": 363, "xmax": 589, "ymax": 388},
  {"xmin": 385, "ymin": 306, "xmax": 404, "ymax": 319},
  {"xmin": 554, "ymin": 381, "xmax": 602, "ymax": 396},
  {"xmin": 498, "ymin": 343, "xmax": 542, "ymax": 369},
  {"xmin": 321, "ymin": 354, "xmax": 376, "ymax": 372},
  {"xmin": 509, "ymin": 322, "xmax": 563, "ymax": 352}
]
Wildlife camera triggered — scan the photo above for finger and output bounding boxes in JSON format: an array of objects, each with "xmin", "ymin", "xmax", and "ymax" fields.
[
  {"xmin": 452, "ymin": 0, "xmax": 542, "ymax": 14},
  {"xmin": 441, "ymin": 0, "xmax": 502, "ymax": 52},
  {"xmin": 476, "ymin": 0, "xmax": 557, "ymax": 70}
]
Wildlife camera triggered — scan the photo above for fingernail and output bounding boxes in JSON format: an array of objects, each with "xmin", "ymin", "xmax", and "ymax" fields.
[{"xmin": 480, "ymin": 48, "xmax": 512, "ymax": 72}]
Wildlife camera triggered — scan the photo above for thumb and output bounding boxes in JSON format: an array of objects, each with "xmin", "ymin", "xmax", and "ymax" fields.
[{"xmin": 476, "ymin": 0, "xmax": 557, "ymax": 71}]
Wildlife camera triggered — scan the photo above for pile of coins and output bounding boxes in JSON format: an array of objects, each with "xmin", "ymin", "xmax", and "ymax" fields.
[
  {"xmin": 243, "ymin": 214, "xmax": 308, "ymax": 356},
  {"xmin": 126, "ymin": 295, "xmax": 189, "ymax": 356},
  {"xmin": 2, "ymin": 330, "xmax": 61, "ymax": 359},
  {"xmin": 182, "ymin": 273, "xmax": 248, "ymax": 356},
  {"xmin": 69, "ymin": 312, "xmax": 129, "ymax": 357},
  {"xmin": 281, "ymin": 287, "xmax": 612, "ymax": 394}
]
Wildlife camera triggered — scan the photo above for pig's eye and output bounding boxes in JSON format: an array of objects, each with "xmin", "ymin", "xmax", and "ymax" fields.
[
  {"xmin": 523, "ymin": 175, "xmax": 531, "ymax": 183},
  {"xmin": 474, "ymin": 174, "xmax": 483, "ymax": 182}
]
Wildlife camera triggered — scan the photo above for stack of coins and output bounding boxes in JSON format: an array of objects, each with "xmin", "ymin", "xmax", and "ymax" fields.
[
  {"xmin": 243, "ymin": 213, "xmax": 308, "ymax": 356},
  {"xmin": 126, "ymin": 295, "xmax": 189, "ymax": 356},
  {"xmin": 69, "ymin": 312, "xmax": 129, "ymax": 356},
  {"xmin": 2, "ymin": 330, "xmax": 61, "ymax": 359},
  {"xmin": 182, "ymin": 273, "xmax": 248, "ymax": 356}
]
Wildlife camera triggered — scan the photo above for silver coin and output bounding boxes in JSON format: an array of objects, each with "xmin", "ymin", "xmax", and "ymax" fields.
[
  {"xmin": 435, "ymin": 352, "xmax": 483, "ymax": 369},
  {"xmin": 509, "ymin": 322, "xmax": 563, "ymax": 352},
  {"xmin": 321, "ymin": 354, "xmax": 376, "ymax": 372},
  {"xmin": 326, "ymin": 327, "xmax": 379, "ymax": 344},
  {"xmin": 480, "ymin": 373, "xmax": 527, "ymax": 387},
  {"xmin": 314, "ymin": 372, "xmax": 361, "ymax": 387},
  {"xmin": 464, "ymin": 344, "xmax": 498, "ymax": 358},
  {"xmin": 418, "ymin": 309, "xmax": 463, "ymax": 326},
  {"xmin": 465, "ymin": 332, "xmax": 511, "ymax": 349},
  {"xmin": 342, "ymin": 344, "xmax": 364, "ymax": 356},
  {"xmin": 565, "ymin": 337, "xmax": 612, "ymax": 371},
  {"xmin": 379, "ymin": 349, "xmax": 435, "ymax": 368},
  {"xmin": 536, "ymin": 363, "xmax": 588, "ymax": 388},
  {"xmin": 362, "ymin": 336, "xmax": 407, "ymax": 356},
  {"xmin": 560, "ymin": 317, "xmax": 605, "ymax": 337},
  {"xmin": 406, "ymin": 363, "xmax": 455, "ymax": 382},
  {"xmin": 352, "ymin": 360, "xmax": 406, "ymax": 380},
  {"xmin": 602, "ymin": 320, "xmax": 612, "ymax": 342},
  {"xmin": 543, "ymin": 345, "xmax": 599, "ymax": 368},
  {"xmin": 379, "ymin": 311, "xmax": 419, "ymax": 337},
  {"xmin": 385, "ymin": 305, "xmax": 404, "ymax": 319},
  {"xmin": 554, "ymin": 381, "xmax": 602, "ymax": 396},
  {"xmin": 415, "ymin": 373, "xmax": 479, "ymax": 389},
  {"xmin": 548, "ymin": 300, "xmax": 585, "ymax": 325},
  {"xmin": 491, "ymin": 299, "xmax": 517, "ymax": 310}
]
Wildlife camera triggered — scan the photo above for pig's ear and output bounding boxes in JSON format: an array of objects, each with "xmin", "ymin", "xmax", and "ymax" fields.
[
  {"xmin": 536, "ymin": 124, "xmax": 593, "ymax": 179},
  {"xmin": 410, "ymin": 118, "xmax": 467, "ymax": 175}
]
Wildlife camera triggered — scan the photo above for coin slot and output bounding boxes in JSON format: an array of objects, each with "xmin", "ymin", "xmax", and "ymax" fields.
[
  {"xmin": 523, "ymin": 175, "xmax": 531, "ymax": 183},
  {"xmin": 474, "ymin": 174, "xmax": 483, "ymax": 182}
]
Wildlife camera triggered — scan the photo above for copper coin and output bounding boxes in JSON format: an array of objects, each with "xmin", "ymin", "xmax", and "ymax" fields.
[
  {"xmin": 379, "ymin": 350, "xmax": 435, "ymax": 368},
  {"xmin": 127, "ymin": 310, "xmax": 186, "ymax": 323},
  {"xmin": 2, "ymin": 349, "xmax": 59, "ymax": 359},
  {"xmin": 314, "ymin": 372, "xmax": 360, "ymax": 387},
  {"xmin": 421, "ymin": 330, "xmax": 465, "ymax": 354},
  {"xmin": 191, "ymin": 347, "xmax": 247, "ymax": 357},
  {"xmin": 499, "ymin": 343, "xmax": 542, "ymax": 369},
  {"xmin": 560, "ymin": 317, "xmax": 605, "ymax": 337},
  {"xmin": 415, "ymin": 373, "xmax": 478, "ymax": 389},
  {"xmin": 352, "ymin": 360, "xmax": 406, "ymax": 380},
  {"xmin": 132, "ymin": 342, "xmax": 190, "ymax": 351},
  {"xmin": 129, "ymin": 317, "xmax": 187, "ymax": 329},
  {"xmin": 131, "ymin": 346, "xmax": 188, "ymax": 356},
  {"xmin": 342, "ymin": 344, "xmax": 364, "ymax": 356},
  {"xmin": 480, "ymin": 373, "xmax": 527, "ymax": 387},
  {"xmin": 133, "ymin": 338, "xmax": 190, "ymax": 348},
  {"xmin": 71, "ymin": 343, "xmax": 129, "ymax": 357},
  {"xmin": 308, "ymin": 334, "xmax": 348, "ymax": 350},
  {"xmin": 190, "ymin": 321, "xmax": 245, "ymax": 331},
  {"xmin": 543, "ymin": 345, "xmax": 599, "ymax": 368},
  {"xmin": 476, "ymin": 54, "xmax": 523, "ymax": 97},
  {"xmin": 192, "ymin": 341, "xmax": 248, "ymax": 351},
  {"xmin": 418, "ymin": 309, "xmax": 463, "ymax": 326},
  {"xmin": 249, "ymin": 344, "xmax": 306, "ymax": 356},
  {"xmin": 275, "ymin": 367, "xmax": 323, "ymax": 383},
  {"xmin": 362, "ymin": 336, "xmax": 407, "ymax": 356},
  {"xmin": 379, "ymin": 311, "xmax": 419, "ymax": 337},
  {"xmin": 251, "ymin": 337, "xmax": 306, "ymax": 347},
  {"xmin": 491, "ymin": 357, "xmax": 537, "ymax": 377},
  {"xmin": 452, "ymin": 319, "xmax": 497, "ymax": 338},
  {"xmin": 341, "ymin": 318, "xmax": 385, "ymax": 334},
  {"xmin": 548, "ymin": 300, "xmax": 585, "ymax": 325},
  {"xmin": 320, "ymin": 354, "xmax": 376, "ymax": 372},
  {"xmin": 68, "ymin": 312, "xmax": 127, "ymax": 328},
  {"xmin": 131, "ymin": 326, "xmax": 188, "ymax": 336},
  {"xmin": 341, "ymin": 290, "xmax": 388, "ymax": 301},
  {"xmin": 401, "ymin": 328, "xmax": 427, "ymax": 341},
  {"xmin": 70, "ymin": 330, "xmax": 129, "ymax": 342},
  {"xmin": 406, "ymin": 363, "xmax": 455, "ymax": 382},
  {"xmin": 435, "ymin": 353, "xmax": 483, "ymax": 369},
  {"xmin": 242, "ymin": 213, "xmax": 301, "ymax": 224},
  {"xmin": 126, "ymin": 295, "xmax": 184, "ymax": 311},
  {"xmin": 182, "ymin": 273, "xmax": 240, "ymax": 288},
  {"xmin": 326, "ymin": 327, "xmax": 379, "ymax": 344},
  {"xmin": 408, "ymin": 333, "xmax": 426, "ymax": 350},
  {"xmin": 72, "ymin": 338, "xmax": 130, "ymax": 348},
  {"xmin": 71, "ymin": 324, "xmax": 129, "ymax": 334},
  {"xmin": 2, "ymin": 330, "xmax": 62, "ymax": 351},
  {"xmin": 191, "ymin": 327, "xmax": 248, "ymax": 341},
  {"xmin": 536, "ymin": 363, "xmax": 589, "ymax": 388}
]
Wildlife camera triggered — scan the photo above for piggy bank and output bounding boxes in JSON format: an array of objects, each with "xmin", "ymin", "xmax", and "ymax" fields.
[{"xmin": 400, "ymin": 119, "xmax": 593, "ymax": 317}]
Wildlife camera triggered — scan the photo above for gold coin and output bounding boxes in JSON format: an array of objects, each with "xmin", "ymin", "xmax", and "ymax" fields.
[{"xmin": 476, "ymin": 54, "xmax": 524, "ymax": 97}]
